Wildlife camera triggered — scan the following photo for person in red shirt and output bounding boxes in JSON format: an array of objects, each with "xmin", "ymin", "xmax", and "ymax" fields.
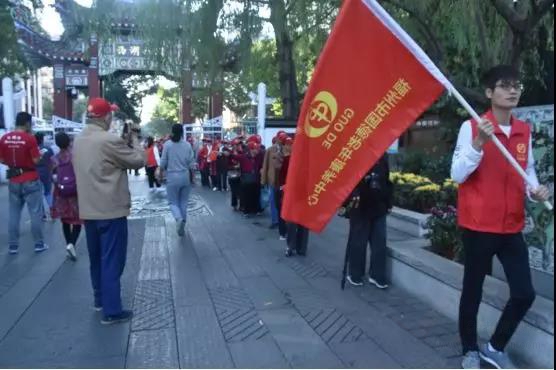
[
  {"xmin": 451, "ymin": 65, "xmax": 550, "ymax": 369},
  {"xmin": 144, "ymin": 136, "xmax": 161, "ymax": 192},
  {"xmin": 0, "ymin": 112, "xmax": 48, "ymax": 254}
]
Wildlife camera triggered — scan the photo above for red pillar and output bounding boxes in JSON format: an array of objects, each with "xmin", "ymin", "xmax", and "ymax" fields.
[
  {"xmin": 53, "ymin": 64, "xmax": 72, "ymax": 119},
  {"xmin": 88, "ymin": 35, "xmax": 101, "ymax": 99},
  {"xmin": 209, "ymin": 91, "xmax": 223, "ymax": 118},
  {"xmin": 181, "ymin": 70, "xmax": 193, "ymax": 124}
]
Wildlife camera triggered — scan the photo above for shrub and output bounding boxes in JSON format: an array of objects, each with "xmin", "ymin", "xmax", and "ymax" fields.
[{"xmin": 426, "ymin": 206, "xmax": 463, "ymax": 261}]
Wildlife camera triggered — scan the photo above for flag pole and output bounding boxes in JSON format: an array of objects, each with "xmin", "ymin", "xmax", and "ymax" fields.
[{"xmin": 447, "ymin": 87, "xmax": 553, "ymax": 211}]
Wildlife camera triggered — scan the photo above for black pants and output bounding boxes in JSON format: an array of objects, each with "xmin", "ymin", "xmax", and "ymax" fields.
[
  {"xmin": 241, "ymin": 182, "xmax": 261, "ymax": 215},
  {"xmin": 210, "ymin": 175, "xmax": 219, "ymax": 189},
  {"xmin": 201, "ymin": 168, "xmax": 210, "ymax": 187},
  {"xmin": 275, "ymin": 189, "xmax": 287, "ymax": 237},
  {"xmin": 347, "ymin": 213, "xmax": 387, "ymax": 284},
  {"xmin": 218, "ymin": 171, "xmax": 228, "ymax": 191},
  {"xmin": 459, "ymin": 229, "xmax": 536, "ymax": 354},
  {"xmin": 63, "ymin": 223, "xmax": 82, "ymax": 245},
  {"xmin": 146, "ymin": 166, "xmax": 161, "ymax": 188},
  {"xmin": 229, "ymin": 176, "xmax": 241, "ymax": 208},
  {"xmin": 287, "ymin": 224, "xmax": 309, "ymax": 255}
]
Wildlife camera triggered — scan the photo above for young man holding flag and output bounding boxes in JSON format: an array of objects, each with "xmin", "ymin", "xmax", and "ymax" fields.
[
  {"xmin": 280, "ymin": 1, "xmax": 552, "ymax": 365},
  {"xmin": 451, "ymin": 65, "xmax": 550, "ymax": 369}
]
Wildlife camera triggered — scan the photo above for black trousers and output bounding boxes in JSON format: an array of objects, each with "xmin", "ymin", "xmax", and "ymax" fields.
[
  {"xmin": 286, "ymin": 224, "xmax": 309, "ymax": 255},
  {"xmin": 275, "ymin": 189, "xmax": 287, "ymax": 237},
  {"xmin": 347, "ymin": 212, "xmax": 387, "ymax": 284},
  {"xmin": 146, "ymin": 166, "xmax": 161, "ymax": 188},
  {"xmin": 218, "ymin": 170, "xmax": 228, "ymax": 191},
  {"xmin": 229, "ymin": 176, "xmax": 241, "ymax": 208},
  {"xmin": 63, "ymin": 223, "xmax": 82, "ymax": 245},
  {"xmin": 210, "ymin": 175, "xmax": 219, "ymax": 189},
  {"xmin": 201, "ymin": 168, "xmax": 210, "ymax": 187},
  {"xmin": 459, "ymin": 229, "xmax": 536, "ymax": 354},
  {"xmin": 241, "ymin": 182, "xmax": 261, "ymax": 215}
]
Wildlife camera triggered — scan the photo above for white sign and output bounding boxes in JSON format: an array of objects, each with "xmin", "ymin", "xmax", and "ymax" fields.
[
  {"xmin": 203, "ymin": 116, "xmax": 223, "ymax": 127},
  {"xmin": 52, "ymin": 115, "xmax": 85, "ymax": 131}
]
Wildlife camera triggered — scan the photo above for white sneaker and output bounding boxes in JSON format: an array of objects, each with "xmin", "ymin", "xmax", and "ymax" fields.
[
  {"xmin": 66, "ymin": 244, "xmax": 77, "ymax": 261},
  {"xmin": 212, "ymin": 187, "xmax": 218, "ymax": 191},
  {"xmin": 279, "ymin": 235, "xmax": 287, "ymax": 241},
  {"xmin": 368, "ymin": 277, "xmax": 389, "ymax": 289}
]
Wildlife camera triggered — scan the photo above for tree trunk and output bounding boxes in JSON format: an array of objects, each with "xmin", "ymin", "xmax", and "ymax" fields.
[{"xmin": 270, "ymin": 0, "xmax": 300, "ymax": 120}]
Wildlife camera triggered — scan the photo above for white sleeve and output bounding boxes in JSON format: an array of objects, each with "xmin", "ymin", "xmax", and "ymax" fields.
[
  {"xmin": 154, "ymin": 146, "xmax": 161, "ymax": 167},
  {"xmin": 525, "ymin": 135, "xmax": 540, "ymax": 201},
  {"xmin": 451, "ymin": 121, "xmax": 484, "ymax": 184}
]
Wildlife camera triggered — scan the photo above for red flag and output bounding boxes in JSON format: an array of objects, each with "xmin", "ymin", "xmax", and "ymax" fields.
[{"xmin": 282, "ymin": 0, "xmax": 450, "ymax": 232}]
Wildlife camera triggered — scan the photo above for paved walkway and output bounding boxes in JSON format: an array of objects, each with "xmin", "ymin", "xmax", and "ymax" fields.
[{"xmin": 0, "ymin": 175, "xmax": 475, "ymax": 368}]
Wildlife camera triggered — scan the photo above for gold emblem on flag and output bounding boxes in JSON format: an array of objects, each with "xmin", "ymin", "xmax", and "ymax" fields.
[
  {"xmin": 305, "ymin": 91, "xmax": 338, "ymax": 138},
  {"xmin": 517, "ymin": 143, "xmax": 526, "ymax": 154}
]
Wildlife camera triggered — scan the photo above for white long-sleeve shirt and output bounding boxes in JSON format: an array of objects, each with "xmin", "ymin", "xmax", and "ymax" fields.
[{"xmin": 451, "ymin": 121, "xmax": 539, "ymax": 195}]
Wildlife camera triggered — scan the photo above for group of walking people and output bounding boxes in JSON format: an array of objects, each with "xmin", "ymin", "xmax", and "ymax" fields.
[{"xmin": 0, "ymin": 64, "xmax": 553, "ymax": 369}]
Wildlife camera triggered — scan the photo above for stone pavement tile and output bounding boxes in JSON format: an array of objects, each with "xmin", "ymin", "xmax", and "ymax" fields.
[
  {"xmin": 258, "ymin": 308, "xmax": 344, "ymax": 368},
  {"xmin": 239, "ymin": 276, "xmax": 290, "ymax": 311},
  {"xmin": 126, "ymin": 328, "xmax": 179, "ymax": 369},
  {"xmin": 166, "ymin": 221, "xmax": 213, "ymax": 308},
  {"xmin": 228, "ymin": 337, "xmax": 290, "ymax": 369},
  {"xmin": 174, "ymin": 305, "xmax": 234, "ymax": 368},
  {"xmin": 423, "ymin": 333, "xmax": 461, "ymax": 348},
  {"xmin": 435, "ymin": 343, "xmax": 463, "ymax": 360},
  {"xmin": 330, "ymin": 340, "xmax": 401, "ymax": 369},
  {"xmin": 307, "ymin": 276, "xmax": 449, "ymax": 369},
  {"xmin": 0, "ymin": 219, "xmax": 145, "ymax": 368},
  {"xmin": 221, "ymin": 248, "xmax": 266, "ymax": 278},
  {"xmin": 0, "ymin": 225, "xmax": 69, "ymax": 340}
]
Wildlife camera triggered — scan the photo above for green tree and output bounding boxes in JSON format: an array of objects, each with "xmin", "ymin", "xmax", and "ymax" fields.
[{"xmin": 152, "ymin": 87, "xmax": 180, "ymax": 124}]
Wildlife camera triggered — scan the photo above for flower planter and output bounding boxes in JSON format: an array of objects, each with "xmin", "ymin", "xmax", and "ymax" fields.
[{"xmin": 387, "ymin": 206, "xmax": 430, "ymax": 237}]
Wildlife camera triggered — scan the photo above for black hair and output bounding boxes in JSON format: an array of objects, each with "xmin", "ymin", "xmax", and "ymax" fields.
[
  {"xmin": 147, "ymin": 136, "xmax": 155, "ymax": 147},
  {"xmin": 481, "ymin": 65, "xmax": 520, "ymax": 90},
  {"xmin": 55, "ymin": 132, "xmax": 71, "ymax": 150},
  {"xmin": 15, "ymin": 112, "xmax": 32, "ymax": 127},
  {"xmin": 34, "ymin": 132, "xmax": 44, "ymax": 145},
  {"xmin": 171, "ymin": 124, "xmax": 183, "ymax": 143}
]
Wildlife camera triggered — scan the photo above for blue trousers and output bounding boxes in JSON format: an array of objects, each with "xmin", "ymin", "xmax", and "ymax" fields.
[
  {"xmin": 166, "ymin": 172, "xmax": 192, "ymax": 223},
  {"xmin": 8, "ymin": 180, "xmax": 44, "ymax": 248},
  {"xmin": 269, "ymin": 186, "xmax": 279, "ymax": 225},
  {"xmin": 84, "ymin": 218, "xmax": 128, "ymax": 316}
]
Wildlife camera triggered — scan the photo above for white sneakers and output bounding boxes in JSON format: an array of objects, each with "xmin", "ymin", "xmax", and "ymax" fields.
[{"xmin": 66, "ymin": 244, "xmax": 77, "ymax": 261}]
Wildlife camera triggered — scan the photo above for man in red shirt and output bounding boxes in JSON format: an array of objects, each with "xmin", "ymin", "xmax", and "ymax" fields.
[
  {"xmin": 0, "ymin": 112, "xmax": 47, "ymax": 254},
  {"xmin": 451, "ymin": 65, "xmax": 550, "ymax": 369}
]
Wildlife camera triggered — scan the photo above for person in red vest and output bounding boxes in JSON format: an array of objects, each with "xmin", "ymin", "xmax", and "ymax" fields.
[
  {"xmin": 144, "ymin": 137, "xmax": 162, "ymax": 192},
  {"xmin": 451, "ymin": 65, "xmax": 550, "ymax": 369}
]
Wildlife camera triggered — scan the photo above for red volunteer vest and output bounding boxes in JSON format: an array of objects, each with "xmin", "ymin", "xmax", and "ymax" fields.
[
  {"xmin": 457, "ymin": 110, "xmax": 530, "ymax": 234},
  {"xmin": 146, "ymin": 147, "xmax": 157, "ymax": 167}
]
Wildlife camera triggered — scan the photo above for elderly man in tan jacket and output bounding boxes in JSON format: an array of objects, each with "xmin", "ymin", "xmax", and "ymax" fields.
[
  {"xmin": 261, "ymin": 132, "xmax": 287, "ymax": 232},
  {"xmin": 73, "ymin": 97, "xmax": 145, "ymax": 325}
]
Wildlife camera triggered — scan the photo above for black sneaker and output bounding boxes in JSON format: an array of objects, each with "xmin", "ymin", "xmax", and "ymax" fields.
[
  {"xmin": 101, "ymin": 310, "xmax": 133, "ymax": 325},
  {"xmin": 285, "ymin": 248, "xmax": 294, "ymax": 257},
  {"xmin": 347, "ymin": 276, "xmax": 364, "ymax": 287}
]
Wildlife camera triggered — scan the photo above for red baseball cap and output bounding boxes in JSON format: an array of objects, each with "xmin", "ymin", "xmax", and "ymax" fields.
[
  {"xmin": 87, "ymin": 97, "xmax": 118, "ymax": 118},
  {"xmin": 248, "ymin": 141, "xmax": 259, "ymax": 150}
]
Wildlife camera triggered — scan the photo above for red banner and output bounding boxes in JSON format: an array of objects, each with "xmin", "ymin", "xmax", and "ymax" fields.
[{"xmin": 282, "ymin": 0, "xmax": 445, "ymax": 232}]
